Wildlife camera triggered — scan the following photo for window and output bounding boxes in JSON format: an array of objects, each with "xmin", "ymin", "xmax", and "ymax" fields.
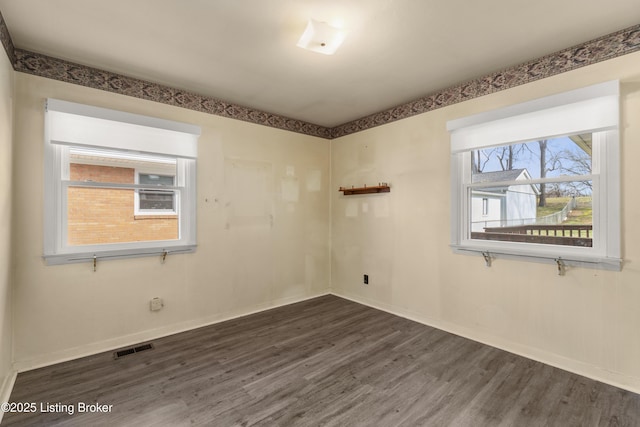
[
  {"xmin": 136, "ymin": 173, "xmax": 177, "ymax": 214},
  {"xmin": 448, "ymin": 81, "xmax": 621, "ymax": 270},
  {"xmin": 44, "ymin": 99, "xmax": 200, "ymax": 265}
]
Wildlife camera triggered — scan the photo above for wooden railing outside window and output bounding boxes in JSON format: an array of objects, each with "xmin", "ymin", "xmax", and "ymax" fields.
[{"xmin": 472, "ymin": 225, "xmax": 593, "ymax": 247}]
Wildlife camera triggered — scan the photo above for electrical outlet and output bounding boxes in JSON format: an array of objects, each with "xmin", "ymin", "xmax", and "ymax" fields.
[
  {"xmin": 364, "ymin": 274, "xmax": 369, "ymax": 285},
  {"xmin": 150, "ymin": 297, "xmax": 164, "ymax": 311}
]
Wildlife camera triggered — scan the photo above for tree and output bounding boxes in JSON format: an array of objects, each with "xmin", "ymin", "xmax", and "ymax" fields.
[
  {"xmin": 537, "ymin": 139, "xmax": 564, "ymax": 206},
  {"xmin": 471, "ymin": 149, "xmax": 492, "ymax": 173},
  {"xmin": 495, "ymin": 145, "xmax": 514, "ymax": 171},
  {"xmin": 559, "ymin": 146, "xmax": 592, "ymax": 194},
  {"xmin": 495, "ymin": 143, "xmax": 532, "ymax": 171},
  {"xmin": 538, "ymin": 139, "xmax": 547, "ymax": 207}
]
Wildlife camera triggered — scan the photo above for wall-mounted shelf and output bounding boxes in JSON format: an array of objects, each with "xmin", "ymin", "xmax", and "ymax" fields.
[{"xmin": 339, "ymin": 183, "xmax": 390, "ymax": 195}]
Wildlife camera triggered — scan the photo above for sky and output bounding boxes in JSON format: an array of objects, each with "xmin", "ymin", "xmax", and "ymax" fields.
[{"xmin": 477, "ymin": 135, "xmax": 591, "ymax": 180}]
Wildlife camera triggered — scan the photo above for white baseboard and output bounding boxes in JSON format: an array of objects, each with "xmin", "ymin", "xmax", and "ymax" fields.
[
  {"xmin": 331, "ymin": 290, "xmax": 640, "ymax": 395},
  {"xmin": 0, "ymin": 369, "xmax": 18, "ymax": 424},
  {"xmin": 13, "ymin": 291, "xmax": 330, "ymax": 373}
]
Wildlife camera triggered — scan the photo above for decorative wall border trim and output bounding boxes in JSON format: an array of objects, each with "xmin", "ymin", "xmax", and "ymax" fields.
[
  {"xmin": 330, "ymin": 24, "xmax": 640, "ymax": 138},
  {"xmin": 1, "ymin": 10, "xmax": 639, "ymax": 140},
  {"xmin": 0, "ymin": 10, "xmax": 15, "ymax": 65},
  {"xmin": 12, "ymin": 48, "xmax": 332, "ymax": 139}
]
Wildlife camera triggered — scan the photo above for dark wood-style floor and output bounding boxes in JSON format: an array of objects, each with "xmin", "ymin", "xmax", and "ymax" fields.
[{"xmin": 3, "ymin": 295, "xmax": 640, "ymax": 426}]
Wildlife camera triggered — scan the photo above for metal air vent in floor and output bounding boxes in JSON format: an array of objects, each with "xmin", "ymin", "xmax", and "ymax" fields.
[{"xmin": 113, "ymin": 343, "xmax": 155, "ymax": 359}]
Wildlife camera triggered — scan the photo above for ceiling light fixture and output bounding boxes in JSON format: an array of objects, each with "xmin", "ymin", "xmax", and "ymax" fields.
[{"xmin": 296, "ymin": 19, "xmax": 346, "ymax": 55}]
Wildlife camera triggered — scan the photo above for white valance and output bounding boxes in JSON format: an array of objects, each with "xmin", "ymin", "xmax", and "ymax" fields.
[
  {"xmin": 447, "ymin": 80, "xmax": 619, "ymax": 154},
  {"xmin": 46, "ymin": 99, "xmax": 200, "ymax": 159}
]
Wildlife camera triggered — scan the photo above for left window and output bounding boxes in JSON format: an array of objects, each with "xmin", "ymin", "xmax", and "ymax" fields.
[{"xmin": 43, "ymin": 99, "xmax": 200, "ymax": 265}]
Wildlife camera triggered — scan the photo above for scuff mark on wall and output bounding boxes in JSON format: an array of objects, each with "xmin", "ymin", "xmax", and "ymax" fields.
[
  {"xmin": 281, "ymin": 178, "xmax": 300, "ymax": 203},
  {"xmin": 374, "ymin": 197, "xmax": 390, "ymax": 218},
  {"xmin": 225, "ymin": 158, "xmax": 273, "ymax": 228},
  {"xmin": 346, "ymin": 200, "xmax": 358, "ymax": 218},
  {"xmin": 306, "ymin": 169, "xmax": 322, "ymax": 192}
]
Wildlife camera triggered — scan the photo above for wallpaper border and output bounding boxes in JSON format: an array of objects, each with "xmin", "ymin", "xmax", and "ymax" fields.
[{"xmin": 0, "ymin": 10, "xmax": 15, "ymax": 66}]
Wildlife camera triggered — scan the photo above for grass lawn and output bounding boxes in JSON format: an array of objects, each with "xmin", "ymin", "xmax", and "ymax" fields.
[{"xmin": 537, "ymin": 196, "xmax": 592, "ymax": 226}]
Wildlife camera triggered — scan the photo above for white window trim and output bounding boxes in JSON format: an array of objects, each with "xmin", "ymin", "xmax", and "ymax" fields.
[
  {"xmin": 448, "ymin": 81, "xmax": 621, "ymax": 271},
  {"xmin": 43, "ymin": 99, "xmax": 200, "ymax": 265}
]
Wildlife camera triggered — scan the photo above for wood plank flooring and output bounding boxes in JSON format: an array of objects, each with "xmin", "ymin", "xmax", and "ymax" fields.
[{"xmin": 3, "ymin": 295, "xmax": 640, "ymax": 426}]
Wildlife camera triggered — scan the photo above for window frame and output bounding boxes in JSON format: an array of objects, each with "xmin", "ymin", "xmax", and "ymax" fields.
[
  {"xmin": 448, "ymin": 81, "xmax": 621, "ymax": 271},
  {"xmin": 43, "ymin": 99, "xmax": 199, "ymax": 265}
]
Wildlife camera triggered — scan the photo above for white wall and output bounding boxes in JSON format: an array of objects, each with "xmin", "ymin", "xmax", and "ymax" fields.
[
  {"xmin": 331, "ymin": 51, "xmax": 640, "ymax": 392},
  {"xmin": 11, "ymin": 73, "xmax": 331, "ymax": 369},
  {"xmin": 0, "ymin": 48, "xmax": 14, "ymax": 402}
]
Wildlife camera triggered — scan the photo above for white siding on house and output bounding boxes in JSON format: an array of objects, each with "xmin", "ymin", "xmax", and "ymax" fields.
[
  {"xmin": 471, "ymin": 193, "xmax": 503, "ymax": 231},
  {"xmin": 470, "ymin": 169, "xmax": 538, "ymax": 230},
  {"xmin": 505, "ymin": 183, "xmax": 538, "ymax": 226}
]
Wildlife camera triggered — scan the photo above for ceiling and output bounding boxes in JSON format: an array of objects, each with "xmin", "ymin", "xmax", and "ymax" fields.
[{"xmin": 0, "ymin": 1, "xmax": 639, "ymax": 128}]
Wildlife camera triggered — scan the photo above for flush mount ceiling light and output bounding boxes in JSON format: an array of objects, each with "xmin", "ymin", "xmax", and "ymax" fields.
[{"xmin": 296, "ymin": 19, "xmax": 346, "ymax": 55}]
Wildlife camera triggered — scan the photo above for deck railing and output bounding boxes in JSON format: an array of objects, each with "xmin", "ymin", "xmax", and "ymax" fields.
[{"xmin": 472, "ymin": 224, "xmax": 593, "ymax": 247}]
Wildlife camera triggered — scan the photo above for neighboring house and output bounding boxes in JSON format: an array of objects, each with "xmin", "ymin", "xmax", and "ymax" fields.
[
  {"xmin": 67, "ymin": 148, "xmax": 179, "ymax": 245},
  {"xmin": 471, "ymin": 168, "xmax": 540, "ymax": 232}
]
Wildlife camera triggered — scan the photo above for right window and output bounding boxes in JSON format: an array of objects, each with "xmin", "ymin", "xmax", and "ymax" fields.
[{"xmin": 448, "ymin": 81, "xmax": 621, "ymax": 270}]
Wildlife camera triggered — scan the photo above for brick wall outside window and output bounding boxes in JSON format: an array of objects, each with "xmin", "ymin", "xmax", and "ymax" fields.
[{"xmin": 67, "ymin": 164, "xmax": 178, "ymax": 245}]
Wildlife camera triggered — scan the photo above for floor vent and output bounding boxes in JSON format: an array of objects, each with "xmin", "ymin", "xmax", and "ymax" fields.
[{"xmin": 114, "ymin": 343, "xmax": 155, "ymax": 359}]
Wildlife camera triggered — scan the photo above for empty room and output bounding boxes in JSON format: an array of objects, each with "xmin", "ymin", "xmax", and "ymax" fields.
[{"xmin": 1, "ymin": 1, "xmax": 640, "ymax": 425}]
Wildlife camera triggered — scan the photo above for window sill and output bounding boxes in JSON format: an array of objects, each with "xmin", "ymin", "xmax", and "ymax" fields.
[
  {"xmin": 43, "ymin": 244, "xmax": 196, "ymax": 266},
  {"xmin": 134, "ymin": 214, "xmax": 178, "ymax": 220},
  {"xmin": 451, "ymin": 244, "xmax": 622, "ymax": 272}
]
